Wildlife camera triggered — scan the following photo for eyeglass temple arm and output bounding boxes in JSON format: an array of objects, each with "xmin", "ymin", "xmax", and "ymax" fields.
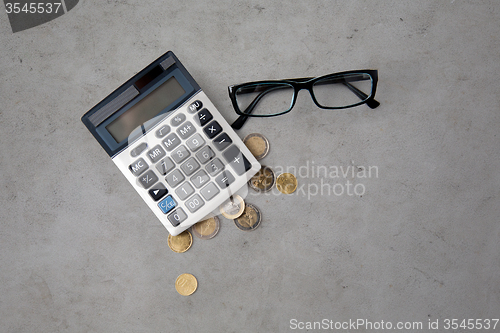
[
  {"xmin": 342, "ymin": 81, "xmax": 380, "ymax": 109},
  {"xmin": 231, "ymin": 85, "xmax": 285, "ymax": 130}
]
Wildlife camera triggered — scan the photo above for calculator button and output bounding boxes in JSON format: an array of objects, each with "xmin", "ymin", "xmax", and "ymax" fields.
[
  {"xmin": 175, "ymin": 181, "xmax": 195, "ymax": 200},
  {"xmin": 170, "ymin": 113, "xmax": 186, "ymax": 127},
  {"xmin": 176, "ymin": 121, "xmax": 196, "ymax": 139},
  {"xmin": 129, "ymin": 158, "xmax": 148, "ymax": 176},
  {"xmin": 195, "ymin": 109, "xmax": 213, "ymax": 126},
  {"xmin": 200, "ymin": 182, "xmax": 220, "ymax": 201},
  {"xmin": 162, "ymin": 133, "xmax": 181, "ymax": 152},
  {"xmin": 171, "ymin": 145, "xmax": 191, "ymax": 164},
  {"xmin": 223, "ymin": 145, "xmax": 252, "ymax": 176},
  {"xmin": 147, "ymin": 145, "xmax": 166, "ymax": 163},
  {"xmin": 158, "ymin": 195, "xmax": 176, "ymax": 214},
  {"xmin": 130, "ymin": 143, "xmax": 148, "ymax": 157},
  {"xmin": 180, "ymin": 157, "xmax": 200, "ymax": 176},
  {"xmin": 165, "ymin": 169, "xmax": 185, "ymax": 187},
  {"xmin": 203, "ymin": 121, "xmax": 222, "ymax": 139},
  {"xmin": 139, "ymin": 170, "xmax": 159, "ymax": 189},
  {"xmin": 185, "ymin": 194, "xmax": 205, "ymax": 213},
  {"xmin": 155, "ymin": 157, "xmax": 175, "ymax": 175},
  {"xmin": 205, "ymin": 158, "xmax": 224, "ymax": 176},
  {"xmin": 213, "ymin": 133, "xmax": 232, "ymax": 151},
  {"xmin": 191, "ymin": 169, "xmax": 210, "ymax": 188},
  {"xmin": 215, "ymin": 170, "xmax": 236, "ymax": 189},
  {"xmin": 148, "ymin": 182, "xmax": 168, "ymax": 201},
  {"xmin": 155, "ymin": 125, "xmax": 170, "ymax": 138},
  {"xmin": 186, "ymin": 133, "xmax": 206, "ymax": 152},
  {"xmin": 168, "ymin": 208, "xmax": 188, "ymax": 227},
  {"xmin": 188, "ymin": 100, "xmax": 203, "ymax": 113},
  {"xmin": 196, "ymin": 146, "xmax": 215, "ymax": 164}
]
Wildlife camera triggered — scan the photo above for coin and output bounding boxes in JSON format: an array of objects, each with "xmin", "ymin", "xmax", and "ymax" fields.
[
  {"xmin": 191, "ymin": 216, "xmax": 220, "ymax": 240},
  {"xmin": 219, "ymin": 195, "xmax": 245, "ymax": 219},
  {"xmin": 276, "ymin": 172, "xmax": 298, "ymax": 194},
  {"xmin": 167, "ymin": 230, "xmax": 193, "ymax": 253},
  {"xmin": 249, "ymin": 165, "xmax": 275, "ymax": 192},
  {"xmin": 233, "ymin": 203, "xmax": 262, "ymax": 231},
  {"xmin": 175, "ymin": 273, "xmax": 198, "ymax": 296},
  {"xmin": 243, "ymin": 133, "xmax": 270, "ymax": 160}
]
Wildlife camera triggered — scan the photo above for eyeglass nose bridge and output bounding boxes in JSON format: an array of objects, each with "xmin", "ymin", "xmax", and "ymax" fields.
[{"xmin": 289, "ymin": 80, "xmax": 317, "ymax": 109}]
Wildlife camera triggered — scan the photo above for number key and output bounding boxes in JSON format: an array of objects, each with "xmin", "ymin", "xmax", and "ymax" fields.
[
  {"xmin": 191, "ymin": 170, "xmax": 210, "ymax": 188},
  {"xmin": 185, "ymin": 194, "xmax": 205, "ymax": 213},
  {"xmin": 180, "ymin": 157, "xmax": 200, "ymax": 176},
  {"xmin": 165, "ymin": 169, "xmax": 185, "ymax": 187},
  {"xmin": 156, "ymin": 157, "xmax": 175, "ymax": 175},
  {"xmin": 186, "ymin": 133, "xmax": 206, "ymax": 152},
  {"xmin": 196, "ymin": 146, "xmax": 215, "ymax": 164},
  {"xmin": 171, "ymin": 145, "xmax": 190, "ymax": 164},
  {"xmin": 205, "ymin": 158, "xmax": 224, "ymax": 176},
  {"xmin": 175, "ymin": 181, "xmax": 195, "ymax": 200},
  {"xmin": 168, "ymin": 208, "xmax": 188, "ymax": 227}
]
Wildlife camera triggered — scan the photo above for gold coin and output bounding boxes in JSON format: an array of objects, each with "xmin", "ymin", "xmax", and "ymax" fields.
[
  {"xmin": 234, "ymin": 203, "xmax": 261, "ymax": 231},
  {"xmin": 249, "ymin": 165, "xmax": 275, "ymax": 192},
  {"xmin": 243, "ymin": 133, "xmax": 270, "ymax": 160},
  {"xmin": 191, "ymin": 216, "xmax": 220, "ymax": 240},
  {"xmin": 276, "ymin": 173, "xmax": 298, "ymax": 194},
  {"xmin": 175, "ymin": 273, "xmax": 198, "ymax": 296},
  {"xmin": 167, "ymin": 230, "xmax": 193, "ymax": 253},
  {"xmin": 219, "ymin": 195, "xmax": 245, "ymax": 219}
]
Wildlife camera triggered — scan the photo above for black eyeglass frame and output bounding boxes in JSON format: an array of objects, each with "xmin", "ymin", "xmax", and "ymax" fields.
[{"xmin": 228, "ymin": 69, "xmax": 379, "ymax": 129}]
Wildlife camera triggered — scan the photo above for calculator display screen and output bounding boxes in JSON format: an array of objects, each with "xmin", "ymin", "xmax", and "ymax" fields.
[{"xmin": 106, "ymin": 77, "xmax": 186, "ymax": 143}]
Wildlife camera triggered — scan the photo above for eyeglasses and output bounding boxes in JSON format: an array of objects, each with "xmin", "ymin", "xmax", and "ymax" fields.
[{"xmin": 228, "ymin": 69, "xmax": 379, "ymax": 129}]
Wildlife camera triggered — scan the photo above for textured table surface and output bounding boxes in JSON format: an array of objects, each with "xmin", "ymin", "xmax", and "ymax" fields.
[{"xmin": 1, "ymin": 1, "xmax": 499, "ymax": 332}]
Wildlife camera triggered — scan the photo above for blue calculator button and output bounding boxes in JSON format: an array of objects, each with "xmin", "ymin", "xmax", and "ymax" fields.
[{"xmin": 158, "ymin": 195, "xmax": 176, "ymax": 214}]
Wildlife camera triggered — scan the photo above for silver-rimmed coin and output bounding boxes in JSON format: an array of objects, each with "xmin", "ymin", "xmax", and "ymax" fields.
[
  {"xmin": 233, "ymin": 203, "xmax": 261, "ymax": 231},
  {"xmin": 191, "ymin": 216, "xmax": 220, "ymax": 240},
  {"xmin": 243, "ymin": 133, "xmax": 270, "ymax": 160},
  {"xmin": 249, "ymin": 165, "xmax": 275, "ymax": 192},
  {"xmin": 219, "ymin": 195, "xmax": 245, "ymax": 219}
]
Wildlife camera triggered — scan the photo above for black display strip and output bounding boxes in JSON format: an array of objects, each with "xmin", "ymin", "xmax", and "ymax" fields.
[{"xmin": 135, "ymin": 65, "xmax": 164, "ymax": 90}]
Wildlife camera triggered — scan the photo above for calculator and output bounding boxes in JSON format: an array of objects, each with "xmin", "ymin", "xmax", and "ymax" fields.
[{"xmin": 82, "ymin": 51, "xmax": 261, "ymax": 236}]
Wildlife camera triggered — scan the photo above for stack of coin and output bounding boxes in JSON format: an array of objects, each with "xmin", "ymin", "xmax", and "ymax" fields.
[{"xmin": 170, "ymin": 133, "xmax": 299, "ymax": 294}]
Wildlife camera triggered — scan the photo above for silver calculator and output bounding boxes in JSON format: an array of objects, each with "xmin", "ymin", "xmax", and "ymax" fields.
[{"xmin": 82, "ymin": 51, "xmax": 261, "ymax": 235}]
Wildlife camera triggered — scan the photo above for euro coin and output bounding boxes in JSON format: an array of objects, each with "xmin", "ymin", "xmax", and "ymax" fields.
[
  {"xmin": 167, "ymin": 230, "xmax": 193, "ymax": 253},
  {"xmin": 234, "ymin": 203, "xmax": 261, "ymax": 231},
  {"xmin": 175, "ymin": 273, "xmax": 198, "ymax": 296},
  {"xmin": 249, "ymin": 165, "xmax": 275, "ymax": 192},
  {"xmin": 219, "ymin": 195, "xmax": 245, "ymax": 219},
  {"xmin": 243, "ymin": 133, "xmax": 269, "ymax": 160},
  {"xmin": 276, "ymin": 172, "xmax": 298, "ymax": 194},
  {"xmin": 192, "ymin": 216, "xmax": 220, "ymax": 240}
]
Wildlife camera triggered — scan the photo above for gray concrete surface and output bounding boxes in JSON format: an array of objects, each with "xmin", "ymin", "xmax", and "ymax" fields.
[{"xmin": 1, "ymin": 1, "xmax": 499, "ymax": 332}]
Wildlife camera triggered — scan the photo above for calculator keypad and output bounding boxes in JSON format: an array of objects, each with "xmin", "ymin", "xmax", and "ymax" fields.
[{"xmin": 123, "ymin": 93, "xmax": 258, "ymax": 232}]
